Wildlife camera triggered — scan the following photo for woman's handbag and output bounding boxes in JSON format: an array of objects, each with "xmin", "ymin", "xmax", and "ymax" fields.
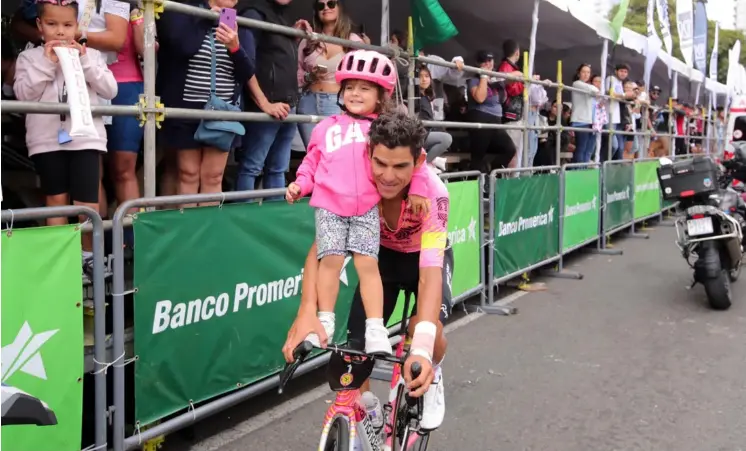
[{"xmin": 194, "ymin": 32, "xmax": 245, "ymax": 151}]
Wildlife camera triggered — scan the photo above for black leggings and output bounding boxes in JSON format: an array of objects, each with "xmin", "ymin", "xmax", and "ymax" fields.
[{"xmin": 466, "ymin": 109, "xmax": 516, "ymax": 172}]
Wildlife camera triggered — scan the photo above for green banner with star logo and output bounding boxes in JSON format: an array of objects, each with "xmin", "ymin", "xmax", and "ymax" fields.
[
  {"xmin": 444, "ymin": 180, "xmax": 480, "ymax": 298},
  {"xmin": 2, "ymin": 225, "xmax": 84, "ymax": 451}
]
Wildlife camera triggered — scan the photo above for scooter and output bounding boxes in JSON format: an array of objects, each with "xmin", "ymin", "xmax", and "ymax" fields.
[{"xmin": 658, "ymin": 155, "xmax": 746, "ymax": 310}]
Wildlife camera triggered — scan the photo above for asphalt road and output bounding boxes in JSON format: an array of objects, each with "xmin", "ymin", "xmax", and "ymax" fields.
[{"xmin": 166, "ymin": 224, "xmax": 746, "ymax": 451}]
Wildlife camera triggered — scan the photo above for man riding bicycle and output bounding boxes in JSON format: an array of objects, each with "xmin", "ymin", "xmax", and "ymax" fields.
[{"xmin": 283, "ymin": 111, "xmax": 452, "ymax": 432}]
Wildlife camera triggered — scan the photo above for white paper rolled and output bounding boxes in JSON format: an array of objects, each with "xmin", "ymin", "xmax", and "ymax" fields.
[{"xmin": 53, "ymin": 46, "xmax": 98, "ymax": 138}]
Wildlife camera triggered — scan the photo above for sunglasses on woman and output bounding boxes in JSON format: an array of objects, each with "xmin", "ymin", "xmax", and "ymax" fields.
[{"xmin": 315, "ymin": 0, "xmax": 337, "ymax": 11}]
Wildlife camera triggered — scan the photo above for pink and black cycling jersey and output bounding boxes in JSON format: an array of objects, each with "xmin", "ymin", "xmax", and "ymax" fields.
[{"xmin": 379, "ymin": 167, "xmax": 449, "ymax": 268}]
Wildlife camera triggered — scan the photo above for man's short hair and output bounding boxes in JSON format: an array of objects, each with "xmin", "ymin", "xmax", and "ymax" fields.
[
  {"xmin": 369, "ymin": 111, "xmax": 427, "ymax": 160},
  {"xmin": 502, "ymin": 39, "xmax": 519, "ymax": 59},
  {"xmin": 615, "ymin": 63, "xmax": 631, "ymax": 72}
]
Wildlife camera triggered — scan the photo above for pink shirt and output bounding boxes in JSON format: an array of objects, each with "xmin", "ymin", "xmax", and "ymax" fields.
[
  {"xmin": 295, "ymin": 113, "xmax": 429, "ymax": 218},
  {"xmin": 108, "ymin": 26, "xmax": 143, "ymax": 83},
  {"xmin": 380, "ymin": 168, "xmax": 449, "ymax": 268},
  {"xmin": 297, "ymin": 34, "xmax": 363, "ymax": 87}
]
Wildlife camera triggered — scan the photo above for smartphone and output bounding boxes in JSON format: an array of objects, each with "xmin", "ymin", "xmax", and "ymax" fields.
[
  {"xmin": 219, "ymin": 8, "xmax": 237, "ymax": 29},
  {"xmin": 315, "ymin": 64, "xmax": 328, "ymax": 74},
  {"xmin": 352, "ymin": 23, "xmax": 366, "ymax": 36}
]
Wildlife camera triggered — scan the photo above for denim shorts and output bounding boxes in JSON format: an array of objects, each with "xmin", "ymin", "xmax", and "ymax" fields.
[{"xmin": 107, "ymin": 82, "xmax": 144, "ymax": 153}]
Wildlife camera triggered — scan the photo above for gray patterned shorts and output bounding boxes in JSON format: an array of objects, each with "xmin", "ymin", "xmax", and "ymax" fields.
[{"xmin": 316, "ymin": 206, "xmax": 380, "ymax": 260}]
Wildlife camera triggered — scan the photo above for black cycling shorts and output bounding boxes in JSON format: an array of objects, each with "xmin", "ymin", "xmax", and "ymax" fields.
[
  {"xmin": 31, "ymin": 149, "xmax": 100, "ymax": 204},
  {"xmin": 347, "ymin": 244, "xmax": 454, "ymax": 350}
]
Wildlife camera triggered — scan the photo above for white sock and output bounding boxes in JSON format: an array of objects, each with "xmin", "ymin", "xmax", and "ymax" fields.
[
  {"xmin": 317, "ymin": 311, "xmax": 335, "ymax": 336},
  {"xmin": 365, "ymin": 317, "xmax": 385, "ymax": 329}
]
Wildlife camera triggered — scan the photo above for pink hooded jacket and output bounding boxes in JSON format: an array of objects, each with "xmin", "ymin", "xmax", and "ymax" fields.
[{"xmin": 295, "ymin": 114, "xmax": 429, "ymax": 217}]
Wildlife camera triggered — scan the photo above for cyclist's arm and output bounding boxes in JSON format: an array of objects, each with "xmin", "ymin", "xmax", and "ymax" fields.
[
  {"xmin": 416, "ymin": 267, "xmax": 442, "ymax": 325},
  {"xmin": 299, "ymin": 241, "xmax": 320, "ymax": 316},
  {"xmin": 415, "ymin": 195, "xmax": 449, "ymax": 327}
]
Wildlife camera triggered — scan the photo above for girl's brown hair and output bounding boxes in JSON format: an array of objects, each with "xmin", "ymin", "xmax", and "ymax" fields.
[
  {"xmin": 304, "ymin": 0, "xmax": 354, "ymax": 58},
  {"xmin": 339, "ymin": 80, "xmax": 395, "ymax": 115}
]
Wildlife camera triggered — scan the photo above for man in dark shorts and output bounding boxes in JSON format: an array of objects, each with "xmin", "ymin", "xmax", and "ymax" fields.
[{"xmin": 284, "ymin": 111, "xmax": 451, "ymax": 431}]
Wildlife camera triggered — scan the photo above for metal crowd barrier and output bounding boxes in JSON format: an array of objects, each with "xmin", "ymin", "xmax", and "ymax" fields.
[{"xmin": 0, "ymin": 206, "xmax": 107, "ymax": 451}]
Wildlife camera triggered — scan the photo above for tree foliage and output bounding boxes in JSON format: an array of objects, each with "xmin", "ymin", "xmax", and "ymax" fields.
[{"xmin": 610, "ymin": 0, "xmax": 746, "ymax": 83}]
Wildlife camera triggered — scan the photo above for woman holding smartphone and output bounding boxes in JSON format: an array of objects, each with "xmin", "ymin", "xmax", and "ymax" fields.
[{"xmin": 296, "ymin": 0, "xmax": 368, "ymax": 150}]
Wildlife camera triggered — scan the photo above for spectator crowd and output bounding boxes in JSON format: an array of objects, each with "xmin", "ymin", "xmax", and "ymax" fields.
[{"xmin": 1, "ymin": 0, "xmax": 727, "ymax": 239}]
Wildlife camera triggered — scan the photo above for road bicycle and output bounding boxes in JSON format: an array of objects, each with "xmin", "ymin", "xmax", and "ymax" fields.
[{"xmin": 279, "ymin": 292, "xmax": 431, "ymax": 451}]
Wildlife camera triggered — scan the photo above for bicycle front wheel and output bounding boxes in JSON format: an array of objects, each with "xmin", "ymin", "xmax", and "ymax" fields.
[{"xmin": 322, "ymin": 416, "xmax": 350, "ymax": 451}]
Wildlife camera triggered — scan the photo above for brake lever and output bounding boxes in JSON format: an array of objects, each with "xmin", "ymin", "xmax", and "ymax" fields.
[{"xmin": 278, "ymin": 341, "xmax": 314, "ymax": 394}]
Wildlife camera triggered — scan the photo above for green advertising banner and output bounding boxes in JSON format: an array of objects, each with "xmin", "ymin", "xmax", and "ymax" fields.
[
  {"xmin": 1, "ymin": 225, "xmax": 84, "ymax": 451},
  {"xmin": 634, "ymin": 161, "xmax": 662, "ymax": 219},
  {"xmin": 133, "ymin": 201, "xmax": 359, "ymax": 425},
  {"xmin": 603, "ymin": 163, "xmax": 634, "ymax": 232},
  {"xmin": 562, "ymin": 169, "xmax": 600, "ymax": 251},
  {"xmin": 493, "ymin": 174, "xmax": 560, "ymax": 279},
  {"xmin": 444, "ymin": 180, "xmax": 480, "ymax": 298}
]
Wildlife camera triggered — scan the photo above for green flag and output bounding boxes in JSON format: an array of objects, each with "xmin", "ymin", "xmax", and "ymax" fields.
[
  {"xmin": 610, "ymin": 0, "xmax": 630, "ymax": 43},
  {"xmin": 411, "ymin": 0, "xmax": 458, "ymax": 53}
]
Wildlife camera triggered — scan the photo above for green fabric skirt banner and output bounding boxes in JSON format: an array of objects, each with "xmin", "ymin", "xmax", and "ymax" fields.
[
  {"xmin": 562, "ymin": 169, "xmax": 600, "ymax": 251},
  {"xmin": 493, "ymin": 174, "xmax": 560, "ymax": 279},
  {"xmin": 603, "ymin": 163, "xmax": 634, "ymax": 232},
  {"xmin": 132, "ymin": 201, "xmax": 358, "ymax": 425},
  {"xmin": 2, "ymin": 225, "xmax": 84, "ymax": 451},
  {"xmin": 634, "ymin": 161, "xmax": 662, "ymax": 219},
  {"xmin": 444, "ymin": 180, "xmax": 480, "ymax": 298}
]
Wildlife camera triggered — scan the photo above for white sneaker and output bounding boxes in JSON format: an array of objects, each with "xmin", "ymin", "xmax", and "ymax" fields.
[
  {"xmin": 305, "ymin": 313, "xmax": 335, "ymax": 348},
  {"xmin": 419, "ymin": 368, "xmax": 445, "ymax": 431},
  {"xmin": 432, "ymin": 157, "xmax": 447, "ymax": 172},
  {"xmin": 364, "ymin": 321, "xmax": 393, "ymax": 355}
]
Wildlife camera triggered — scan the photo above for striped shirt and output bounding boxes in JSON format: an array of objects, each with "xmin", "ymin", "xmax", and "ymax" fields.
[{"xmin": 183, "ymin": 29, "xmax": 237, "ymax": 103}]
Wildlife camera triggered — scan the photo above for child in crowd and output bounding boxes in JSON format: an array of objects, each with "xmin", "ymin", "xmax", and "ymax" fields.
[
  {"xmin": 14, "ymin": 0, "xmax": 117, "ymax": 269},
  {"xmin": 285, "ymin": 50, "xmax": 430, "ymax": 356}
]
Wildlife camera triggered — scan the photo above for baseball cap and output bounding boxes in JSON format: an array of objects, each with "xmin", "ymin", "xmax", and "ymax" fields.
[
  {"xmin": 476, "ymin": 50, "xmax": 494, "ymax": 64},
  {"xmin": 651, "ymin": 85, "xmax": 662, "ymax": 92}
]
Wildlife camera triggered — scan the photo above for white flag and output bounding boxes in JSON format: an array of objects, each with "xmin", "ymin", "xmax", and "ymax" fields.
[
  {"xmin": 676, "ymin": 0, "xmax": 694, "ymax": 67},
  {"xmin": 709, "ymin": 22, "xmax": 719, "ymax": 81},
  {"xmin": 656, "ymin": 0, "xmax": 673, "ymax": 55}
]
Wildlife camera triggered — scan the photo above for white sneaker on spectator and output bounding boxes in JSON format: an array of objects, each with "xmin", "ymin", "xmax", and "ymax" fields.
[
  {"xmin": 420, "ymin": 366, "xmax": 445, "ymax": 431},
  {"xmin": 432, "ymin": 157, "xmax": 447, "ymax": 172},
  {"xmin": 305, "ymin": 312, "xmax": 335, "ymax": 348},
  {"xmin": 364, "ymin": 319, "xmax": 392, "ymax": 355}
]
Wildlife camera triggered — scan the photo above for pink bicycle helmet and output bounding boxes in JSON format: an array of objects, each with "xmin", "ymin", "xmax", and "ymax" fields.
[{"xmin": 335, "ymin": 50, "xmax": 397, "ymax": 95}]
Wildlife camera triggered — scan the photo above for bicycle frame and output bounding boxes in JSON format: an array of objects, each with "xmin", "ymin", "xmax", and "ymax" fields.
[{"xmin": 318, "ymin": 389, "xmax": 381, "ymax": 451}]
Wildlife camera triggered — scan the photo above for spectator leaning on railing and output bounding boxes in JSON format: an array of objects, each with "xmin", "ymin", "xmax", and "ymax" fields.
[
  {"xmin": 413, "ymin": 64, "xmax": 453, "ymax": 163},
  {"xmin": 570, "ymin": 63, "xmax": 598, "ymax": 163},
  {"xmin": 465, "ymin": 50, "xmax": 516, "ymax": 173},
  {"xmin": 14, "ymin": 0, "xmax": 118, "ymax": 273},
  {"xmin": 156, "ymin": 0, "xmax": 255, "ymax": 206},
  {"xmin": 602, "ymin": 63, "xmax": 634, "ymax": 161},
  {"xmin": 235, "ymin": 0, "xmax": 308, "ymax": 194},
  {"xmin": 497, "ymin": 39, "xmax": 524, "ymax": 168},
  {"xmin": 296, "ymin": 0, "xmax": 366, "ymax": 150}
]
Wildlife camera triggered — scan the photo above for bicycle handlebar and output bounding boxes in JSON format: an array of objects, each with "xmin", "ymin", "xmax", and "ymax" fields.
[{"xmin": 278, "ymin": 341, "xmax": 424, "ymax": 395}]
